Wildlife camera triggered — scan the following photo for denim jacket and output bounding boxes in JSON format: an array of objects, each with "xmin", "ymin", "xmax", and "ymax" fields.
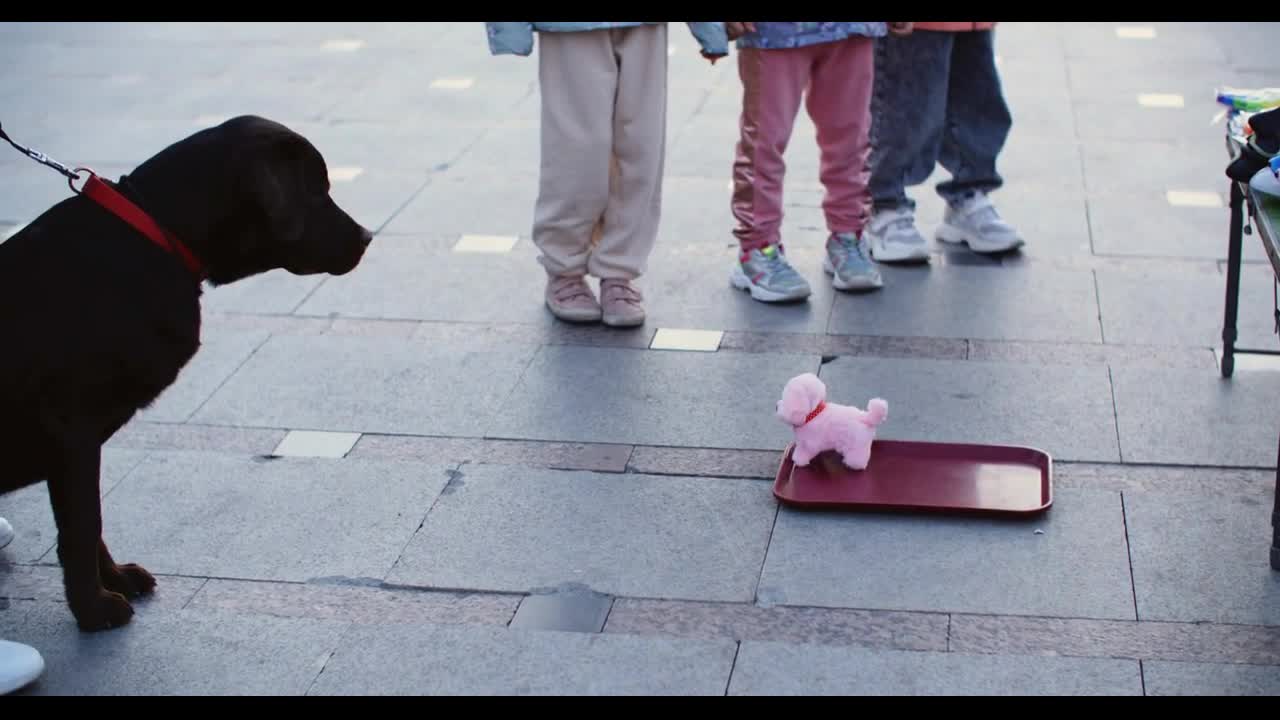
[
  {"xmin": 735, "ymin": 22, "xmax": 887, "ymax": 50},
  {"xmin": 485, "ymin": 22, "xmax": 728, "ymax": 58}
]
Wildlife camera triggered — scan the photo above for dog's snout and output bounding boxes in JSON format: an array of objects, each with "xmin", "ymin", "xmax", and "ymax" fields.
[{"xmin": 360, "ymin": 229, "xmax": 374, "ymax": 247}]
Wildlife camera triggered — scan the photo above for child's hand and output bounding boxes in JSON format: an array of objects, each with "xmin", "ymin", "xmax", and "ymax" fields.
[
  {"xmin": 887, "ymin": 22, "xmax": 914, "ymax": 36},
  {"xmin": 725, "ymin": 22, "xmax": 756, "ymax": 41}
]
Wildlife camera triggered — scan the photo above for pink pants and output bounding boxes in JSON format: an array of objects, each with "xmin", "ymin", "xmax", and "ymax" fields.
[{"xmin": 731, "ymin": 37, "xmax": 875, "ymax": 252}]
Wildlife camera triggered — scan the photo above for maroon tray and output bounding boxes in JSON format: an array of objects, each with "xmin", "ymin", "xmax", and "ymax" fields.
[{"xmin": 773, "ymin": 439, "xmax": 1053, "ymax": 516}]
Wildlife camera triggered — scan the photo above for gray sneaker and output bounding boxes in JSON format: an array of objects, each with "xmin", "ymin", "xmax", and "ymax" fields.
[
  {"xmin": 824, "ymin": 232, "xmax": 883, "ymax": 291},
  {"xmin": 866, "ymin": 206, "xmax": 931, "ymax": 264},
  {"xmin": 937, "ymin": 192, "xmax": 1024, "ymax": 254},
  {"xmin": 730, "ymin": 244, "xmax": 811, "ymax": 303}
]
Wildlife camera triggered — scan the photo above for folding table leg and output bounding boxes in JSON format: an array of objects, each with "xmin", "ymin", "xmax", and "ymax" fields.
[
  {"xmin": 1222, "ymin": 182, "xmax": 1246, "ymax": 378},
  {"xmin": 1272, "ymin": 432, "xmax": 1279, "ymax": 571}
]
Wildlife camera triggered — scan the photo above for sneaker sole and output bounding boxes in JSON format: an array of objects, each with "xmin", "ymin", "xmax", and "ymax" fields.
[
  {"xmin": 0, "ymin": 640, "xmax": 44, "ymax": 695},
  {"xmin": 602, "ymin": 311, "xmax": 645, "ymax": 328},
  {"xmin": 545, "ymin": 301, "xmax": 602, "ymax": 323},
  {"xmin": 866, "ymin": 235, "xmax": 932, "ymax": 264},
  {"xmin": 822, "ymin": 256, "xmax": 884, "ymax": 291},
  {"xmin": 729, "ymin": 265, "xmax": 811, "ymax": 303},
  {"xmin": 936, "ymin": 222, "xmax": 1025, "ymax": 255}
]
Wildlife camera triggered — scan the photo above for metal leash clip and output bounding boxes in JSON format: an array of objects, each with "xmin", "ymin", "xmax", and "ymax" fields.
[{"xmin": 0, "ymin": 121, "xmax": 94, "ymax": 193}]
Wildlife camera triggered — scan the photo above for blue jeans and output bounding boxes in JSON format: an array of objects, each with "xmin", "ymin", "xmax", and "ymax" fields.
[{"xmin": 868, "ymin": 29, "xmax": 1012, "ymax": 212}]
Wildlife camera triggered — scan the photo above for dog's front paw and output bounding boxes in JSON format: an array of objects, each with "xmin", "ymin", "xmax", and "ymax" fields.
[
  {"xmin": 102, "ymin": 563, "xmax": 157, "ymax": 599},
  {"xmin": 71, "ymin": 589, "xmax": 135, "ymax": 632}
]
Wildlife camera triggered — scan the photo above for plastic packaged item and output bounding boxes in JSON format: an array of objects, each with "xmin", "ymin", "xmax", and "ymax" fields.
[
  {"xmin": 1217, "ymin": 86, "xmax": 1280, "ymax": 113},
  {"xmin": 1254, "ymin": 165, "xmax": 1280, "ymax": 198}
]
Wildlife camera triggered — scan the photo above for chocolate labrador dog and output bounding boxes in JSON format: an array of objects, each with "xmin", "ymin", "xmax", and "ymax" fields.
[{"xmin": 0, "ymin": 115, "xmax": 373, "ymax": 631}]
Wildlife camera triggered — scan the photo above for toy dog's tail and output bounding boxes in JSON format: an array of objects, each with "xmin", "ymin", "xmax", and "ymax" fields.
[{"xmin": 861, "ymin": 398, "xmax": 888, "ymax": 427}]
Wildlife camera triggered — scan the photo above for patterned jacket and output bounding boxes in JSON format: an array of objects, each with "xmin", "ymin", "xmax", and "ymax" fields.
[
  {"xmin": 734, "ymin": 22, "xmax": 887, "ymax": 50},
  {"xmin": 485, "ymin": 22, "xmax": 728, "ymax": 57}
]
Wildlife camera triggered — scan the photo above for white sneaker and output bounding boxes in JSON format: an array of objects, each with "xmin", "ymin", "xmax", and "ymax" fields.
[
  {"xmin": 0, "ymin": 517, "xmax": 13, "ymax": 551},
  {"xmin": 936, "ymin": 193, "xmax": 1024, "ymax": 254},
  {"xmin": 0, "ymin": 640, "xmax": 44, "ymax": 695},
  {"xmin": 865, "ymin": 206, "xmax": 931, "ymax": 263}
]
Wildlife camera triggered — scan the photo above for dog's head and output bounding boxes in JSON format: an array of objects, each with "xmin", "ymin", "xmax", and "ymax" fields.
[
  {"xmin": 776, "ymin": 372, "xmax": 827, "ymax": 426},
  {"xmin": 224, "ymin": 115, "xmax": 371, "ymax": 283},
  {"xmin": 136, "ymin": 115, "xmax": 373, "ymax": 286}
]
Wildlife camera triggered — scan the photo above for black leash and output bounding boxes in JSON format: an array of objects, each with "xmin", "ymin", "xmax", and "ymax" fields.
[{"xmin": 0, "ymin": 121, "xmax": 81, "ymax": 181}]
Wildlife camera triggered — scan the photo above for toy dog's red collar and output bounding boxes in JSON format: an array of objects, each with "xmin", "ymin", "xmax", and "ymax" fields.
[{"xmin": 802, "ymin": 401, "xmax": 827, "ymax": 426}]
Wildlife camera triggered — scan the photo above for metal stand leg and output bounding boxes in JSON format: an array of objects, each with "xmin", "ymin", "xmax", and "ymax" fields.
[
  {"xmin": 1273, "ymin": 432, "xmax": 1280, "ymax": 571},
  {"xmin": 1222, "ymin": 182, "xmax": 1246, "ymax": 378}
]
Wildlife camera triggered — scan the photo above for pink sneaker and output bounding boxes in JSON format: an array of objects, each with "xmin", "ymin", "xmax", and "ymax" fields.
[
  {"xmin": 600, "ymin": 278, "xmax": 645, "ymax": 327},
  {"xmin": 545, "ymin": 275, "xmax": 602, "ymax": 323}
]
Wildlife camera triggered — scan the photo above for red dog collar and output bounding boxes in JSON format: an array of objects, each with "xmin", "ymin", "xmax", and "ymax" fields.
[
  {"xmin": 0, "ymin": 127, "xmax": 203, "ymax": 280},
  {"xmin": 77, "ymin": 171, "xmax": 205, "ymax": 280},
  {"xmin": 802, "ymin": 401, "xmax": 827, "ymax": 426}
]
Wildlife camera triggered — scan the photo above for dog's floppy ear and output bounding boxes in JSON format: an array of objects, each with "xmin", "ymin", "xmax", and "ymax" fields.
[{"xmin": 243, "ymin": 135, "xmax": 311, "ymax": 245}]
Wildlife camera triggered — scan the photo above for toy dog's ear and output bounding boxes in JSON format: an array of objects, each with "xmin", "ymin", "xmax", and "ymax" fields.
[
  {"xmin": 810, "ymin": 374, "xmax": 827, "ymax": 401},
  {"xmin": 777, "ymin": 384, "xmax": 810, "ymax": 426},
  {"xmin": 792, "ymin": 372, "xmax": 825, "ymax": 406}
]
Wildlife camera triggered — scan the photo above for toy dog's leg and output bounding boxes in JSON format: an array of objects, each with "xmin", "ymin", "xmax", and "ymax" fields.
[
  {"xmin": 792, "ymin": 444, "xmax": 817, "ymax": 466},
  {"xmin": 841, "ymin": 442, "xmax": 872, "ymax": 471}
]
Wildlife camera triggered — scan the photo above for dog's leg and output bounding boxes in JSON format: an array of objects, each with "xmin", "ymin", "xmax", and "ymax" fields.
[
  {"xmin": 45, "ymin": 432, "xmax": 135, "ymax": 631},
  {"xmin": 99, "ymin": 538, "xmax": 156, "ymax": 599},
  {"xmin": 93, "ymin": 410, "xmax": 156, "ymax": 600}
]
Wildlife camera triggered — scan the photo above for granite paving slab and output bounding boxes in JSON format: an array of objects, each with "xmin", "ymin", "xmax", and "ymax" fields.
[
  {"xmin": 309, "ymin": 622, "xmax": 737, "ymax": 696},
  {"xmin": 0, "ymin": 449, "xmax": 149, "ymax": 564},
  {"xmin": 827, "ymin": 263, "xmax": 1100, "ymax": 343},
  {"xmin": 1143, "ymin": 660, "xmax": 1280, "ymax": 696},
  {"xmin": 98, "ymin": 452, "xmax": 450, "ymax": 582},
  {"xmin": 1124, "ymin": 489, "xmax": 1280, "ymax": 625},
  {"xmin": 387, "ymin": 464, "xmax": 777, "ymax": 603},
  {"xmin": 191, "ymin": 334, "xmax": 538, "ymax": 437},
  {"xmin": 1111, "ymin": 365, "xmax": 1280, "ymax": 467},
  {"xmin": 0, "ymin": 602, "xmax": 346, "ymax": 696},
  {"xmin": 757, "ymin": 488, "xmax": 1135, "ymax": 619},
  {"xmin": 728, "ymin": 641, "xmax": 1142, "ymax": 696},
  {"xmin": 486, "ymin": 345, "xmax": 817, "ymax": 450},
  {"xmin": 816, "ymin": 356, "xmax": 1121, "ymax": 462}
]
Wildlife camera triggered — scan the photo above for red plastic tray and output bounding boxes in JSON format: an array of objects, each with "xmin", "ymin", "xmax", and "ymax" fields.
[{"xmin": 773, "ymin": 439, "xmax": 1053, "ymax": 516}]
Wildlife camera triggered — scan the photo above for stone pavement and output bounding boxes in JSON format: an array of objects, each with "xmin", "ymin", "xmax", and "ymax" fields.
[{"xmin": 2, "ymin": 21, "xmax": 1279, "ymax": 696}]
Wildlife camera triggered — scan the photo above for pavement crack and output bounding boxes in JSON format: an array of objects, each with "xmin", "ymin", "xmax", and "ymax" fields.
[
  {"xmin": 1120, "ymin": 491, "xmax": 1140, "ymax": 621},
  {"xmin": 303, "ymin": 625, "xmax": 352, "ymax": 697},
  {"xmin": 386, "ymin": 462, "xmax": 464, "ymax": 579},
  {"xmin": 440, "ymin": 467, "xmax": 466, "ymax": 495},
  {"xmin": 1092, "ymin": 269, "xmax": 1105, "ymax": 343},
  {"xmin": 723, "ymin": 641, "xmax": 742, "ymax": 696},
  {"xmin": 1107, "ymin": 365, "xmax": 1124, "ymax": 463},
  {"xmin": 180, "ymin": 578, "xmax": 211, "ymax": 610},
  {"xmin": 751, "ymin": 504, "xmax": 782, "ymax": 606}
]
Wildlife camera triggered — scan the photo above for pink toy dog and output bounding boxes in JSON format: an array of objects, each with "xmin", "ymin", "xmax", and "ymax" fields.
[{"xmin": 776, "ymin": 373, "xmax": 888, "ymax": 470}]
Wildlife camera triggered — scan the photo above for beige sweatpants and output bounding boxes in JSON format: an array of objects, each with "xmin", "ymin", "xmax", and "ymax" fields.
[{"xmin": 532, "ymin": 24, "xmax": 668, "ymax": 281}]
